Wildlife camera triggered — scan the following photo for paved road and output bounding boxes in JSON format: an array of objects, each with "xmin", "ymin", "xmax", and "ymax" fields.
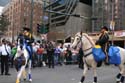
[{"xmin": 0, "ymin": 65, "xmax": 120, "ymax": 83}]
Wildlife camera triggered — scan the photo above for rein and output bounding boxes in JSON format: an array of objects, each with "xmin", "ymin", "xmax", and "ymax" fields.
[
  {"xmin": 78, "ymin": 34, "xmax": 94, "ymax": 57},
  {"xmin": 80, "ymin": 34, "xmax": 94, "ymax": 52}
]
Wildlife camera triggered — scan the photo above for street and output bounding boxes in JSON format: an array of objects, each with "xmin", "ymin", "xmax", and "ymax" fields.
[{"xmin": 0, "ymin": 65, "xmax": 120, "ymax": 83}]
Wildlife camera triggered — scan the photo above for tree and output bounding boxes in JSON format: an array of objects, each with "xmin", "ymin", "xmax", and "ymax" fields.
[{"xmin": 0, "ymin": 14, "xmax": 10, "ymax": 32}]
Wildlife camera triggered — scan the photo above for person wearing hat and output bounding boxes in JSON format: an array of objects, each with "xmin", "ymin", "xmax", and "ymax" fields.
[
  {"xmin": 23, "ymin": 27, "xmax": 34, "ymax": 59},
  {"xmin": 96, "ymin": 26, "xmax": 109, "ymax": 63},
  {"xmin": 17, "ymin": 27, "xmax": 34, "ymax": 60}
]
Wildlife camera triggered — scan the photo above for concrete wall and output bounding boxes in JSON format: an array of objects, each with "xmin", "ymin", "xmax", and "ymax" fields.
[
  {"xmin": 64, "ymin": 2, "xmax": 92, "ymax": 38},
  {"xmin": 48, "ymin": 2, "xmax": 92, "ymax": 41}
]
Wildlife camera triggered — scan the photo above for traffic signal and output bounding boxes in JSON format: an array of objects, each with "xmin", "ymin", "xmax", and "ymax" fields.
[
  {"xmin": 72, "ymin": 14, "xmax": 80, "ymax": 17},
  {"xmin": 44, "ymin": 27, "xmax": 49, "ymax": 33},
  {"xmin": 37, "ymin": 24, "xmax": 40, "ymax": 33},
  {"xmin": 36, "ymin": 24, "xmax": 49, "ymax": 34},
  {"xmin": 41, "ymin": 24, "xmax": 49, "ymax": 34}
]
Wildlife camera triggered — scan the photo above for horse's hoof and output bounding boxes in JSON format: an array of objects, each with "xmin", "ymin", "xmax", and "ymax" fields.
[
  {"xmin": 16, "ymin": 79, "xmax": 20, "ymax": 83},
  {"xmin": 78, "ymin": 82, "xmax": 83, "ymax": 83},
  {"xmin": 93, "ymin": 82, "xmax": 98, "ymax": 83},
  {"xmin": 116, "ymin": 78, "xmax": 120, "ymax": 82},
  {"xmin": 116, "ymin": 81, "xmax": 120, "ymax": 83},
  {"xmin": 23, "ymin": 78, "xmax": 26, "ymax": 81},
  {"xmin": 29, "ymin": 79, "xmax": 32, "ymax": 82}
]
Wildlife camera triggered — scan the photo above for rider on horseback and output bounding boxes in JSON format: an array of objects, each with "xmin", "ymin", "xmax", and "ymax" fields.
[
  {"xmin": 17, "ymin": 27, "xmax": 34, "ymax": 60},
  {"xmin": 96, "ymin": 26, "xmax": 109, "ymax": 63}
]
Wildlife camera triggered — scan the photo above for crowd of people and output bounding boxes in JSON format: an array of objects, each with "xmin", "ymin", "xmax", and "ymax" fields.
[
  {"xmin": 0, "ymin": 27, "xmax": 85, "ymax": 76},
  {"xmin": 0, "ymin": 39, "xmax": 84, "ymax": 75},
  {"xmin": 32, "ymin": 41, "xmax": 82, "ymax": 68},
  {"xmin": 0, "ymin": 25, "xmax": 110, "ymax": 76}
]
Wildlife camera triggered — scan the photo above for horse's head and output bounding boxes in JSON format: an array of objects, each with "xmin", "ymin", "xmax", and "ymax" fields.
[
  {"xmin": 15, "ymin": 35, "xmax": 26, "ymax": 59},
  {"xmin": 71, "ymin": 32, "xmax": 82, "ymax": 49},
  {"xmin": 71, "ymin": 32, "xmax": 95, "ymax": 50}
]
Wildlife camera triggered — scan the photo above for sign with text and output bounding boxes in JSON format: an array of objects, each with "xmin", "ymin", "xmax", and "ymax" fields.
[{"xmin": 114, "ymin": 31, "xmax": 125, "ymax": 37}]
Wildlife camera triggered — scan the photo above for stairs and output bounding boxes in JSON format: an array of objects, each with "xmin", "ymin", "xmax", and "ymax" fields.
[{"xmin": 50, "ymin": 0, "xmax": 78, "ymax": 27}]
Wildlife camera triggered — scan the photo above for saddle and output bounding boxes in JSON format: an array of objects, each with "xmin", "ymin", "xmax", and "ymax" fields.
[
  {"xmin": 108, "ymin": 46, "xmax": 121, "ymax": 65},
  {"xmin": 92, "ymin": 45, "xmax": 121, "ymax": 65}
]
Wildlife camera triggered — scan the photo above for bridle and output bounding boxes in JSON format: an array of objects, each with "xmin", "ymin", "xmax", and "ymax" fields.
[{"xmin": 74, "ymin": 33, "xmax": 94, "ymax": 57}]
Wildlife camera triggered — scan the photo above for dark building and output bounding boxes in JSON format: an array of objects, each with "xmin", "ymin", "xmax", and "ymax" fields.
[
  {"xmin": 93, "ymin": 0, "xmax": 125, "ymax": 31},
  {"xmin": 80, "ymin": 0, "xmax": 92, "ymax": 6}
]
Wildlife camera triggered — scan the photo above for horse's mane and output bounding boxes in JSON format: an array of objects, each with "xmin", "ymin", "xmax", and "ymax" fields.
[{"xmin": 82, "ymin": 33, "xmax": 95, "ymax": 46}]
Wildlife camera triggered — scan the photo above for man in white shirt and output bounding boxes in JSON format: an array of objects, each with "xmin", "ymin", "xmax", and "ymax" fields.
[{"xmin": 0, "ymin": 39, "xmax": 11, "ymax": 75}]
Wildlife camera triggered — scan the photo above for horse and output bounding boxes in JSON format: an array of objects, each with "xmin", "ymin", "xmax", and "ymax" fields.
[
  {"xmin": 14, "ymin": 37, "xmax": 32, "ymax": 83},
  {"xmin": 71, "ymin": 32, "xmax": 125, "ymax": 83}
]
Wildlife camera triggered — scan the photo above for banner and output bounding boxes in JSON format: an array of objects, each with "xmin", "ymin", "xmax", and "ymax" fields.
[
  {"xmin": 110, "ymin": 21, "xmax": 115, "ymax": 30},
  {"xmin": 114, "ymin": 31, "xmax": 125, "ymax": 37}
]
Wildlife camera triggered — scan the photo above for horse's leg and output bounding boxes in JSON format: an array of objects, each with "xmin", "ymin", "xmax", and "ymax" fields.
[
  {"xmin": 16, "ymin": 66, "xmax": 25, "ymax": 83},
  {"xmin": 116, "ymin": 66, "xmax": 122, "ymax": 82},
  {"xmin": 118, "ymin": 64, "xmax": 125, "ymax": 83},
  {"xmin": 92, "ymin": 63, "xmax": 97, "ymax": 83},
  {"xmin": 79, "ymin": 63, "xmax": 88, "ymax": 83},
  {"xmin": 22, "ymin": 69, "xmax": 27, "ymax": 81},
  {"xmin": 28, "ymin": 59, "xmax": 32, "ymax": 82}
]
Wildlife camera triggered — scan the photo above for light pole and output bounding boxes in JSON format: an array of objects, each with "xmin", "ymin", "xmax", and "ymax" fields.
[
  {"xmin": 111, "ymin": 0, "xmax": 114, "ymax": 45},
  {"xmin": 42, "ymin": 0, "xmax": 46, "ymax": 34},
  {"xmin": 12, "ymin": 1, "xmax": 15, "ymax": 43},
  {"xmin": 92, "ymin": 0, "xmax": 95, "ymax": 32},
  {"xmin": 30, "ymin": 0, "xmax": 34, "ymax": 33},
  {"xmin": 102, "ymin": 0, "xmax": 104, "ymax": 27}
]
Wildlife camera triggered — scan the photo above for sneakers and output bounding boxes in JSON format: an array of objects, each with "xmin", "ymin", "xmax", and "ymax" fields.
[
  {"xmin": 5, "ymin": 73, "xmax": 11, "ymax": 76},
  {"xmin": 1, "ymin": 73, "xmax": 11, "ymax": 76}
]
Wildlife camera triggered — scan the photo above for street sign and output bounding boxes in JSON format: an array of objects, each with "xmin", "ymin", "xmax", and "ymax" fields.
[
  {"xmin": 110, "ymin": 21, "xmax": 115, "ymax": 30},
  {"xmin": 114, "ymin": 31, "xmax": 125, "ymax": 37}
]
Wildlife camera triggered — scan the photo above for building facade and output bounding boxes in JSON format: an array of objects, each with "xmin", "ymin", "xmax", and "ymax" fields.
[
  {"xmin": 2, "ymin": 0, "xmax": 43, "ymax": 42},
  {"xmin": 46, "ymin": 0, "xmax": 92, "ymax": 42},
  {"xmin": 93, "ymin": 0, "xmax": 125, "ymax": 31}
]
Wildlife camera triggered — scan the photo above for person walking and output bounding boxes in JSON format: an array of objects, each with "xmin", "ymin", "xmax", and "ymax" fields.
[
  {"xmin": 47, "ymin": 41, "xmax": 55, "ymax": 68},
  {"xmin": 0, "ymin": 39, "xmax": 11, "ymax": 75}
]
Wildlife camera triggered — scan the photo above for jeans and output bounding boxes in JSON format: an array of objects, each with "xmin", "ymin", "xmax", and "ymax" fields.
[{"xmin": 26, "ymin": 45, "xmax": 33, "ymax": 60}]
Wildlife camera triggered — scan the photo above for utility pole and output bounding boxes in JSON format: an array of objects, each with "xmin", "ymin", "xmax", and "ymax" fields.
[
  {"xmin": 102, "ymin": 0, "xmax": 104, "ymax": 27},
  {"xmin": 12, "ymin": 1, "xmax": 15, "ymax": 43},
  {"xmin": 42, "ymin": 0, "xmax": 46, "ymax": 33},
  {"xmin": 92, "ymin": 0, "xmax": 95, "ymax": 32},
  {"xmin": 111, "ymin": 0, "xmax": 114, "ymax": 45},
  {"xmin": 30, "ymin": 0, "xmax": 34, "ymax": 33}
]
